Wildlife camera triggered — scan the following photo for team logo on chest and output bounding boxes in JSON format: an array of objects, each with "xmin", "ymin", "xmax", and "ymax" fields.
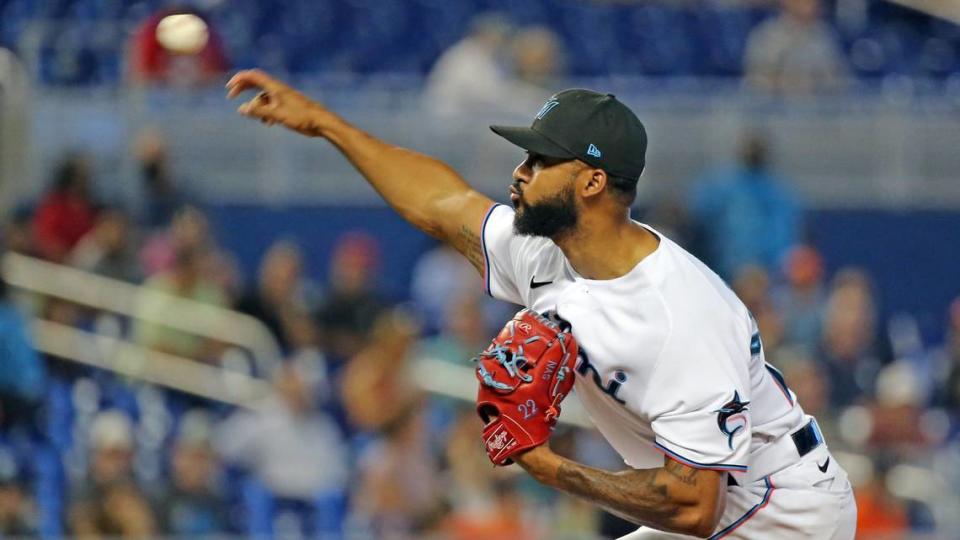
[
  {"xmin": 714, "ymin": 391, "xmax": 750, "ymax": 450},
  {"xmin": 575, "ymin": 348, "xmax": 627, "ymax": 404}
]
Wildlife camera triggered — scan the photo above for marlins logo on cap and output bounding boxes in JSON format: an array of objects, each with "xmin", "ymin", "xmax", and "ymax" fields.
[
  {"xmin": 536, "ymin": 99, "xmax": 560, "ymax": 120},
  {"xmin": 490, "ymin": 89, "xmax": 647, "ymax": 180}
]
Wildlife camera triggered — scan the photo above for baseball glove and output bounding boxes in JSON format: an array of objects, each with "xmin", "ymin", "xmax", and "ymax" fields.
[{"xmin": 474, "ymin": 308, "xmax": 578, "ymax": 466}]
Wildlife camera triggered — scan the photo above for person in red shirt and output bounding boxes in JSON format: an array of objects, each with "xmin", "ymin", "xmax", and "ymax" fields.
[
  {"xmin": 128, "ymin": 8, "xmax": 229, "ymax": 87},
  {"xmin": 32, "ymin": 154, "xmax": 99, "ymax": 262}
]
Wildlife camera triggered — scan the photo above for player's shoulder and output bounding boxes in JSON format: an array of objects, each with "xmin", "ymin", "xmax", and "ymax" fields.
[
  {"xmin": 642, "ymin": 231, "xmax": 747, "ymax": 321},
  {"xmin": 484, "ymin": 203, "xmax": 561, "ymax": 260},
  {"xmin": 637, "ymin": 229, "xmax": 752, "ymax": 364}
]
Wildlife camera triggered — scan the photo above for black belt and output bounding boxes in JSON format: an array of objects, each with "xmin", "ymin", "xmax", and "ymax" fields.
[
  {"xmin": 791, "ymin": 419, "xmax": 824, "ymax": 458},
  {"xmin": 728, "ymin": 419, "xmax": 823, "ymax": 487}
]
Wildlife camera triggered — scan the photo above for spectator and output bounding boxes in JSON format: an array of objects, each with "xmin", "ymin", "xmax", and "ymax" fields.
[
  {"xmin": 744, "ymin": 0, "xmax": 848, "ymax": 95},
  {"xmin": 732, "ymin": 264, "xmax": 785, "ymax": 358},
  {"xmin": 69, "ymin": 410, "xmax": 157, "ymax": 538},
  {"xmin": 215, "ymin": 362, "xmax": 348, "ymax": 504},
  {"xmin": 0, "ymin": 449, "xmax": 36, "ymax": 536},
  {"xmin": 778, "ymin": 351, "xmax": 838, "ymax": 443},
  {"xmin": 868, "ymin": 362, "xmax": 930, "ymax": 450},
  {"xmin": 773, "ymin": 244, "xmax": 827, "ymax": 350},
  {"xmin": 134, "ymin": 245, "xmax": 228, "ymax": 360},
  {"xmin": 689, "ymin": 133, "xmax": 801, "ymax": 280},
  {"xmin": 1, "ymin": 206, "xmax": 36, "ymax": 256},
  {"xmin": 0, "ymin": 277, "xmax": 45, "ymax": 432},
  {"xmin": 32, "ymin": 153, "xmax": 99, "ymax": 262},
  {"xmin": 128, "ymin": 9, "xmax": 229, "ymax": 87},
  {"xmin": 423, "ymin": 14, "xmax": 515, "ymax": 117},
  {"xmin": 437, "ymin": 410, "xmax": 544, "ymax": 540},
  {"xmin": 157, "ymin": 410, "xmax": 228, "ymax": 536},
  {"xmin": 818, "ymin": 268, "xmax": 882, "ymax": 408},
  {"xmin": 237, "ymin": 241, "xmax": 320, "ymax": 354},
  {"xmin": 410, "ymin": 244, "xmax": 512, "ymax": 336},
  {"xmin": 855, "ymin": 462, "xmax": 909, "ymax": 539},
  {"xmin": 341, "ymin": 308, "xmax": 423, "ymax": 432},
  {"xmin": 134, "ymin": 129, "xmax": 188, "ymax": 229},
  {"xmin": 353, "ymin": 406, "xmax": 445, "ymax": 539},
  {"xmin": 418, "ymin": 291, "xmax": 490, "ymax": 367},
  {"xmin": 69, "ymin": 207, "xmax": 141, "ymax": 283},
  {"xmin": 425, "ymin": 18, "xmax": 564, "ymax": 118},
  {"xmin": 139, "ymin": 205, "xmax": 212, "ymax": 277},
  {"xmin": 410, "ymin": 244, "xmax": 477, "ymax": 334},
  {"xmin": 315, "ymin": 232, "xmax": 385, "ymax": 363},
  {"xmin": 510, "ymin": 26, "xmax": 564, "ymax": 89},
  {"xmin": 437, "ymin": 477, "xmax": 543, "ymax": 540}
]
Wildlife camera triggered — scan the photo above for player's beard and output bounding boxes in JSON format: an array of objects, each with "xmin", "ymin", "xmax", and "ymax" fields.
[{"xmin": 513, "ymin": 184, "xmax": 579, "ymax": 238}]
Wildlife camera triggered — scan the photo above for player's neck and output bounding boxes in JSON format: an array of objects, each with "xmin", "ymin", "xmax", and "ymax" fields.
[{"xmin": 553, "ymin": 213, "xmax": 658, "ymax": 280}]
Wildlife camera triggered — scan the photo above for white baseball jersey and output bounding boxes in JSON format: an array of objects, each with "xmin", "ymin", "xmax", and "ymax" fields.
[{"xmin": 480, "ymin": 203, "xmax": 856, "ymax": 539}]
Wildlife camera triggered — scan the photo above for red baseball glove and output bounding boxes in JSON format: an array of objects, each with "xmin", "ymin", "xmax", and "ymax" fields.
[{"xmin": 474, "ymin": 309, "xmax": 578, "ymax": 466}]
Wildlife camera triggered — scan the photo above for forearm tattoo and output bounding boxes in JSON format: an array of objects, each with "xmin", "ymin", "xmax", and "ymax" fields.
[
  {"xmin": 664, "ymin": 458, "xmax": 701, "ymax": 488},
  {"xmin": 556, "ymin": 460, "xmax": 675, "ymax": 528},
  {"xmin": 456, "ymin": 224, "xmax": 485, "ymax": 274}
]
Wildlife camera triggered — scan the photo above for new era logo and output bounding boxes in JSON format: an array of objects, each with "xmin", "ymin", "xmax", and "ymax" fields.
[{"xmin": 587, "ymin": 143, "xmax": 602, "ymax": 158}]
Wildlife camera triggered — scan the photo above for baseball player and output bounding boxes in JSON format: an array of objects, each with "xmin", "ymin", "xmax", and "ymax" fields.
[{"xmin": 227, "ymin": 70, "xmax": 857, "ymax": 539}]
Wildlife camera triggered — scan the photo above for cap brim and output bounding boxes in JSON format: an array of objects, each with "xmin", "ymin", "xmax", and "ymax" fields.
[{"xmin": 489, "ymin": 125, "xmax": 575, "ymax": 159}]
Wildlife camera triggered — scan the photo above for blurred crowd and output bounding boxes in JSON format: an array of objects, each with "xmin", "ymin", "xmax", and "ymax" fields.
[
  {"xmin": 0, "ymin": 119, "xmax": 957, "ymax": 539},
  {"xmin": 3, "ymin": 0, "xmax": 956, "ymax": 92},
  {"xmin": 0, "ymin": 3, "xmax": 958, "ymax": 539}
]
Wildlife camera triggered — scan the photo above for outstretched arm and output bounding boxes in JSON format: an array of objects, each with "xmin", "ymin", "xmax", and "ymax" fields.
[
  {"xmin": 226, "ymin": 69, "xmax": 494, "ymax": 273},
  {"xmin": 515, "ymin": 446, "xmax": 727, "ymax": 538}
]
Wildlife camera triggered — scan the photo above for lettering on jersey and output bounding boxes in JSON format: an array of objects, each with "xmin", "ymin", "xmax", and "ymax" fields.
[
  {"xmin": 714, "ymin": 391, "xmax": 750, "ymax": 450},
  {"xmin": 575, "ymin": 348, "xmax": 627, "ymax": 404}
]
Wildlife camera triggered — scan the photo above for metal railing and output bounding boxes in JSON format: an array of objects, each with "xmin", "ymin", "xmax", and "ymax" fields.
[
  {"xmin": 1, "ymin": 251, "xmax": 594, "ymax": 424},
  {"xmin": 33, "ymin": 318, "xmax": 271, "ymax": 408},
  {"xmin": 1, "ymin": 251, "xmax": 283, "ymax": 373}
]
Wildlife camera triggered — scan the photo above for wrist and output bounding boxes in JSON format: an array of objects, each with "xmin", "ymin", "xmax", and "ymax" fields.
[
  {"xmin": 514, "ymin": 444, "xmax": 562, "ymax": 484},
  {"xmin": 305, "ymin": 106, "xmax": 340, "ymax": 138}
]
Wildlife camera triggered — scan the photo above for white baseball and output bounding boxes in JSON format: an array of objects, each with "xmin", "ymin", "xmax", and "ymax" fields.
[{"xmin": 155, "ymin": 14, "xmax": 209, "ymax": 55}]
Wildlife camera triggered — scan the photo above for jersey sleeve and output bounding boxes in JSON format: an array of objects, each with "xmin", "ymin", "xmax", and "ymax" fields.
[
  {"xmin": 480, "ymin": 203, "xmax": 555, "ymax": 306},
  {"xmin": 642, "ymin": 331, "xmax": 752, "ymax": 473}
]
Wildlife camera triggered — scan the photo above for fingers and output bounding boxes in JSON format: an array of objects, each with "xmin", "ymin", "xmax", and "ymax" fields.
[
  {"xmin": 225, "ymin": 69, "xmax": 281, "ymax": 99},
  {"xmin": 237, "ymin": 90, "xmax": 279, "ymax": 121}
]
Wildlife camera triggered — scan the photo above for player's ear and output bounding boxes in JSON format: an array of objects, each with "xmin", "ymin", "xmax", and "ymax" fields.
[{"xmin": 580, "ymin": 167, "xmax": 607, "ymax": 201}]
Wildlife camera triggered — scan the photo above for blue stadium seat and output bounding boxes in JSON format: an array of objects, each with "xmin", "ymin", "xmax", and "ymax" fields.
[
  {"xmin": 552, "ymin": 1, "xmax": 623, "ymax": 76},
  {"xmin": 34, "ymin": 443, "xmax": 66, "ymax": 537}
]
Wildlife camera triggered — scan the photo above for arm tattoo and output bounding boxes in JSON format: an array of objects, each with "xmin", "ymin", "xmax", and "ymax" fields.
[
  {"xmin": 664, "ymin": 458, "xmax": 700, "ymax": 487},
  {"xmin": 545, "ymin": 457, "xmax": 718, "ymax": 533},
  {"xmin": 555, "ymin": 460, "xmax": 675, "ymax": 528},
  {"xmin": 456, "ymin": 224, "xmax": 485, "ymax": 274}
]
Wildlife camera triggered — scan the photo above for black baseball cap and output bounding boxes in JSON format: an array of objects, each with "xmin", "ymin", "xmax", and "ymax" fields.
[{"xmin": 490, "ymin": 89, "xmax": 647, "ymax": 180}]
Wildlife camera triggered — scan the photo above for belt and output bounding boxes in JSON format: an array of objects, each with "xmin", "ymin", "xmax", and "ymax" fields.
[
  {"xmin": 791, "ymin": 418, "xmax": 825, "ymax": 458},
  {"xmin": 736, "ymin": 417, "xmax": 825, "ymax": 485}
]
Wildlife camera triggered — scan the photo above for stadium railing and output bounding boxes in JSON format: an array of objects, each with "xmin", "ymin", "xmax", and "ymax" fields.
[
  {"xmin": 1, "ymin": 250, "xmax": 596, "ymax": 425},
  {"xmin": 1, "ymin": 251, "xmax": 278, "ymax": 407}
]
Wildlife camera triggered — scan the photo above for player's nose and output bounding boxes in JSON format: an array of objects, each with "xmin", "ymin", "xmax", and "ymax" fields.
[{"xmin": 512, "ymin": 160, "xmax": 531, "ymax": 184}]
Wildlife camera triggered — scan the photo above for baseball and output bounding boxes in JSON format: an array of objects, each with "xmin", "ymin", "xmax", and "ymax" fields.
[{"xmin": 155, "ymin": 13, "xmax": 209, "ymax": 55}]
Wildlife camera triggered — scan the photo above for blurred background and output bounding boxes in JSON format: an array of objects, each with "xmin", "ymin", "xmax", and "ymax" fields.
[{"xmin": 0, "ymin": 0, "xmax": 959, "ymax": 538}]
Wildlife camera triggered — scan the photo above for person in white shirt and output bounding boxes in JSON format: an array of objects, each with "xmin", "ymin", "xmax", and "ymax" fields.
[
  {"xmin": 226, "ymin": 71, "xmax": 857, "ymax": 539},
  {"xmin": 422, "ymin": 14, "xmax": 514, "ymax": 117}
]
